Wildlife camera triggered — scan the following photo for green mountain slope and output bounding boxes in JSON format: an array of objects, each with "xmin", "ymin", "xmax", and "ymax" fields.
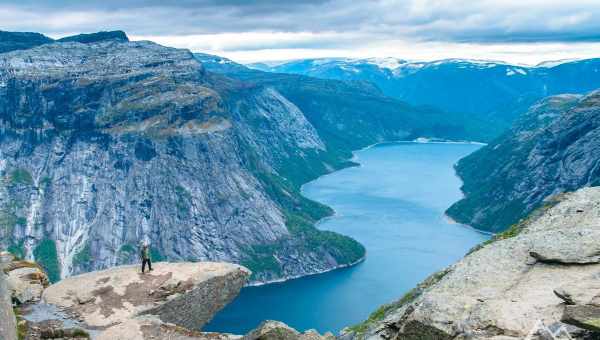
[{"xmin": 446, "ymin": 91, "xmax": 600, "ymax": 232}]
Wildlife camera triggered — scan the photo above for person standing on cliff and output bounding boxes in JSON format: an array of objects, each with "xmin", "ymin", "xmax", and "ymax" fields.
[{"xmin": 141, "ymin": 243, "xmax": 153, "ymax": 273}]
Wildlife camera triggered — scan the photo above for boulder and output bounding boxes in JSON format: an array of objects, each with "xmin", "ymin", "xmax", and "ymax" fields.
[
  {"xmin": 243, "ymin": 321, "xmax": 334, "ymax": 340},
  {"xmin": 3, "ymin": 260, "xmax": 49, "ymax": 304},
  {"xmin": 243, "ymin": 321, "xmax": 300, "ymax": 340},
  {"xmin": 529, "ymin": 229, "xmax": 600, "ymax": 265},
  {"xmin": 553, "ymin": 277, "xmax": 600, "ymax": 306},
  {"xmin": 43, "ymin": 262, "xmax": 250, "ymax": 331}
]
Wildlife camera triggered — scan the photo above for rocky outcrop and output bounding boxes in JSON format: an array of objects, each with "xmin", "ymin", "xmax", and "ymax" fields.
[
  {"xmin": 553, "ymin": 275, "xmax": 600, "ymax": 333},
  {"xmin": 42, "ymin": 262, "xmax": 250, "ymax": 331},
  {"xmin": 2, "ymin": 255, "xmax": 49, "ymax": 304},
  {"xmin": 17, "ymin": 261, "xmax": 333, "ymax": 340},
  {"xmin": 349, "ymin": 187, "xmax": 600, "ymax": 340},
  {"xmin": 447, "ymin": 91, "xmax": 600, "ymax": 232},
  {"xmin": 244, "ymin": 320, "xmax": 334, "ymax": 340},
  {"xmin": 0, "ymin": 252, "xmax": 18, "ymax": 340}
]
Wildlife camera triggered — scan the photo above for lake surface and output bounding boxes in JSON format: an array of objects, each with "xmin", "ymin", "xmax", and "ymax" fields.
[{"xmin": 205, "ymin": 142, "xmax": 489, "ymax": 335}]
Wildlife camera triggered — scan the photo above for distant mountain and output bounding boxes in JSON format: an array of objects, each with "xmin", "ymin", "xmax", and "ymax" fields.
[
  {"xmin": 196, "ymin": 53, "xmax": 503, "ymax": 144},
  {"xmin": 0, "ymin": 30, "xmax": 128, "ymax": 53},
  {"xmin": 251, "ymin": 57, "xmax": 600, "ymax": 130},
  {"xmin": 0, "ymin": 31, "xmax": 53, "ymax": 53},
  {"xmin": 56, "ymin": 30, "xmax": 129, "ymax": 44},
  {"xmin": 446, "ymin": 91, "xmax": 600, "ymax": 232}
]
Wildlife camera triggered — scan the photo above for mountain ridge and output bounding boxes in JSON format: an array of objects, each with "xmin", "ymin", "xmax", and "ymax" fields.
[
  {"xmin": 250, "ymin": 57, "xmax": 600, "ymax": 132},
  {"xmin": 0, "ymin": 30, "xmax": 129, "ymax": 53}
]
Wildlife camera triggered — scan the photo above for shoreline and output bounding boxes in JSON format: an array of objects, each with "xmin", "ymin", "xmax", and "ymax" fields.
[
  {"xmin": 443, "ymin": 213, "xmax": 495, "ymax": 236},
  {"xmin": 246, "ymin": 256, "xmax": 366, "ymax": 287},
  {"xmin": 251, "ymin": 137, "xmax": 487, "ymax": 288}
]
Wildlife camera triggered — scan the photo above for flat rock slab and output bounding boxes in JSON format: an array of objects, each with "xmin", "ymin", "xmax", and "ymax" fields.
[
  {"xmin": 42, "ymin": 262, "xmax": 250, "ymax": 330},
  {"xmin": 554, "ymin": 275, "xmax": 600, "ymax": 306},
  {"xmin": 529, "ymin": 229, "xmax": 600, "ymax": 264}
]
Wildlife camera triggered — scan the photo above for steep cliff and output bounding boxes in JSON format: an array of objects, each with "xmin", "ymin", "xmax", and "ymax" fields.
[
  {"xmin": 0, "ymin": 38, "xmax": 366, "ymax": 283},
  {"xmin": 348, "ymin": 187, "xmax": 600, "ymax": 340},
  {"xmin": 446, "ymin": 90, "xmax": 600, "ymax": 232}
]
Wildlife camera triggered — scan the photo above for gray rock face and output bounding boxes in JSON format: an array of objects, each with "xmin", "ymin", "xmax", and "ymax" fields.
[
  {"xmin": 0, "ymin": 39, "xmax": 364, "ymax": 283},
  {"xmin": 352, "ymin": 187, "xmax": 600, "ymax": 340},
  {"xmin": 447, "ymin": 91, "xmax": 600, "ymax": 232},
  {"xmin": 0, "ymin": 253, "xmax": 18, "ymax": 340},
  {"xmin": 4, "ymin": 258, "xmax": 49, "ymax": 304},
  {"xmin": 529, "ymin": 229, "xmax": 600, "ymax": 264}
]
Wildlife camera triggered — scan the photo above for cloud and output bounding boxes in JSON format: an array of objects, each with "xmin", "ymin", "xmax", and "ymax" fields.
[{"xmin": 1, "ymin": 0, "xmax": 600, "ymax": 63}]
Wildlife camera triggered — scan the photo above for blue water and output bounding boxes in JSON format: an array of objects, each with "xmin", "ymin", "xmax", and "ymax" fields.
[{"xmin": 205, "ymin": 142, "xmax": 489, "ymax": 335}]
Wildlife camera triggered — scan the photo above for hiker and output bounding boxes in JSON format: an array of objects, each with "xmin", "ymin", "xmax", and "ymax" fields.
[{"xmin": 140, "ymin": 243, "xmax": 153, "ymax": 273}]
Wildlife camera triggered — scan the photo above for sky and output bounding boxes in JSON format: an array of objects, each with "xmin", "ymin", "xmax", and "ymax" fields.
[{"xmin": 1, "ymin": 0, "xmax": 600, "ymax": 65}]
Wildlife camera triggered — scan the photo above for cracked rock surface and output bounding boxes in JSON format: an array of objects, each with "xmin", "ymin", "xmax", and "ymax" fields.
[{"xmin": 42, "ymin": 262, "xmax": 250, "ymax": 331}]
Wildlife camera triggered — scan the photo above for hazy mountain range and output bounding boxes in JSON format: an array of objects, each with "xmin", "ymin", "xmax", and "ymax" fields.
[{"xmin": 251, "ymin": 57, "xmax": 600, "ymax": 132}]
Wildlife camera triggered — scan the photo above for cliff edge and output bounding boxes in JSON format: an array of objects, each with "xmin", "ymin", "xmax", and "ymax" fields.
[
  {"xmin": 0, "ymin": 253, "xmax": 18, "ymax": 340},
  {"xmin": 43, "ymin": 262, "xmax": 250, "ymax": 332},
  {"xmin": 7, "ymin": 260, "xmax": 332, "ymax": 340}
]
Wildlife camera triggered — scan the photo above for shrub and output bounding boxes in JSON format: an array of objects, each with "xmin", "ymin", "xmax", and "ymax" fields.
[
  {"xmin": 73, "ymin": 243, "xmax": 92, "ymax": 268},
  {"xmin": 9, "ymin": 169, "xmax": 33, "ymax": 186},
  {"xmin": 33, "ymin": 239, "xmax": 61, "ymax": 283},
  {"xmin": 8, "ymin": 243, "xmax": 25, "ymax": 259}
]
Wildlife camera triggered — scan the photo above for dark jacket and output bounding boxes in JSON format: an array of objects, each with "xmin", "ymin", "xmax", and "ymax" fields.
[{"xmin": 141, "ymin": 247, "xmax": 150, "ymax": 260}]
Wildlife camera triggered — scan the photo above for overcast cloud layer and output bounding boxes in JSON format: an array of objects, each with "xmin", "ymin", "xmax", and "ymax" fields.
[{"xmin": 1, "ymin": 0, "xmax": 600, "ymax": 64}]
